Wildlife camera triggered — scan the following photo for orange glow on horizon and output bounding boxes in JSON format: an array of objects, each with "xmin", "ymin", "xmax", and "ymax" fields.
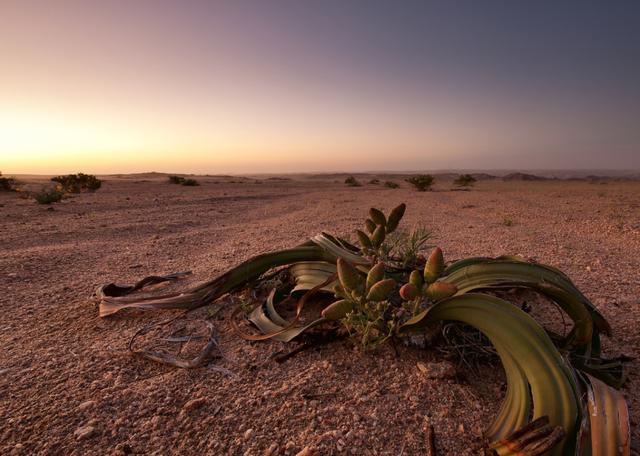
[{"xmin": 2, "ymin": 1, "xmax": 637, "ymax": 173}]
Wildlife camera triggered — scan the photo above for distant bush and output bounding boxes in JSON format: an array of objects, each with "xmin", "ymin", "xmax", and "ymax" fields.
[
  {"xmin": 33, "ymin": 189, "xmax": 64, "ymax": 204},
  {"xmin": 168, "ymin": 175, "xmax": 199, "ymax": 186},
  {"xmin": 368, "ymin": 178, "xmax": 380, "ymax": 185},
  {"xmin": 406, "ymin": 174, "xmax": 434, "ymax": 192},
  {"xmin": 384, "ymin": 181, "xmax": 399, "ymax": 189},
  {"xmin": 168, "ymin": 175, "xmax": 185, "ymax": 184},
  {"xmin": 52, "ymin": 173, "xmax": 101, "ymax": 193},
  {"xmin": 454, "ymin": 174, "xmax": 477, "ymax": 187},
  {"xmin": 345, "ymin": 176, "xmax": 361, "ymax": 187},
  {"xmin": 0, "ymin": 172, "xmax": 16, "ymax": 191}
]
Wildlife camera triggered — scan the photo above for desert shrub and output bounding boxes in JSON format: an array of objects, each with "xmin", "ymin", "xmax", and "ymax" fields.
[
  {"xmin": 454, "ymin": 174, "xmax": 476, "ymax": 187},
  {"xmin": 169, "ymin": 175, "xmax": 199, "ymax": 186},
  {"xmin": 368, "ymin": 178, "xmax": 380, "ymax": 185},
  {"xmin": 0, "ymin": 172, "xmax": 16, "ymax": 191},
  {"xmin": 345, "ymin": 176, "xmax": 361, "ymax": 187},
  {"xmin": 33, "ymin": 189, "xmax": 64, "ymax": 204},
  {"xmin": 168, "ymin": 175, "xmax": 186, "ymax": 185},
  {"xmin": 406, "ymin": 174, "xmax": 434, "ymax": 191},
  {"xmin": 52, "ymin": 173, "xmax": 101, "ymax": 193},
  {"xmin": 502, "ymin": 217, "xmax": 514, "ymax": 227},
  {"xmin": 181, "ymin": 178, "xmax": 199, "ymax": 186},
  {"xmin": 384, "ymin": 181, "xmax": 399, "ymax": 189}
]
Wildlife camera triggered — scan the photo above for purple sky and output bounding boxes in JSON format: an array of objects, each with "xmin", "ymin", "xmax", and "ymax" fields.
[{"xmin": 2, "ymin": 1, "xmax": 639, "ymax": 173}]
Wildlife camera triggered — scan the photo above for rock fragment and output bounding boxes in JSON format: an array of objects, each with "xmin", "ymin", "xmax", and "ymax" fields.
[{"xmin": 74, "ymin": 425, "xmax": 96, "ymax": 441}]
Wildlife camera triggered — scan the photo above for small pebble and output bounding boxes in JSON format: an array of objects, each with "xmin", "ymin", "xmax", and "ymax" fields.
[
  {"xmin": 74, "ymin": 425, "xmax": 96, "ymax": 440},
  {"xmin": 77, "ymin": 400, "xmax": 96, "ymax": 411},
  {"xmin": 182, "ymin": 398, "xmax": 206, "ymax": 413},
  {"xmin": 296, "ymin": 447, "xmax": 314, "ymax": 456}
]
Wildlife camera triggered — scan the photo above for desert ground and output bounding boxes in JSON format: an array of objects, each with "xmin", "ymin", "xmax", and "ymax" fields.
[{"xmin": 1, "ymin": 174, "xmax": 639, "ymax": 455}]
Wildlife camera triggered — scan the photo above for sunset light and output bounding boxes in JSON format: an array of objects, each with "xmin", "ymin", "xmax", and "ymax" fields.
[
  {"xmin": 2, "ymin": 1, "xmax": 638, "ymax": 174},
  {"xmin": 2, "ymin": 2, "xmax": 638, "ymax": 454}
]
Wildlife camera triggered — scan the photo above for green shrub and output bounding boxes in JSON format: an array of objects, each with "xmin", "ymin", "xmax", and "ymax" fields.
[
  {"xmin": 406, "ymin": 174, "xmax": 434, "ymax": 191},
  {"xmin": 169, "ymin": 175, "xmax": 199, "ymax": 186},
  {"xmin": 345, "ymin": 176, "xmax": 361, "ymax": 187},
  {"xmin": 52, "ymin": 173, "xmax": 101, "ymax": 193},
  {"xmin": 168, "ymin": 175, "xmax": 186, "ymax": 185},
  {"xmin": 33, "ymin": 189, "xmax": 64, "ymax": 204},
  {"xmin": 454, "ymin": 174, "xmax": 477, "ymax": 187},
  {"xmin": 384, "ymin": 181, "xmax": 399, "ymax": 189}
]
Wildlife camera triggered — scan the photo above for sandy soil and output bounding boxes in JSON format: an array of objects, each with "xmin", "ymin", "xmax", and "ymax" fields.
[{"xmin": 1, "ymin": 175, "xmax": 639, "ymax": 455}]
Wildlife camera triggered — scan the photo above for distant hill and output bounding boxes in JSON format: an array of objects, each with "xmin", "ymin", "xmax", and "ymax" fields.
[
  {"xmin": 470, "ymin": 173, "xmax": 497, "ymax": 181},
  {"xmin": 502, "ymin": 172, "xmax": 548, "ymax": 181}
]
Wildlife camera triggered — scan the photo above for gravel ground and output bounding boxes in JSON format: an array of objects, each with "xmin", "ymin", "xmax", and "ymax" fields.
[{"xmin": 0, "ymin": 175, "xmax": 638, "ymax": 455}]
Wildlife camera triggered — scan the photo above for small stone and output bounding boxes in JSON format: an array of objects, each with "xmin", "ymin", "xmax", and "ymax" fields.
[
  {"xmin": 264, "ymin": 443, "xmax": 278, "ymax": 456},
  {"xmin": 115, "ymin": 443, "xmax": 133, "ymax": 455},
  {"xmin": 74, "ymin": 425, "xmax": 96, "ymax": 440},
  {"xmin": 77, "ymin": 400, "xmax": 96, "ymax": 411},
  {"xmin": 296, "ymin": 447, "xmax": 314, "ymax": 456},
  {"xmin": 243, "ymin": 428, "xmax": 254, "ymax": 440},
  {"xmin": 416, "ymin": 361, "xmax": 457, "ymax": 379},
  {"xmin": 182, "ymin": 398, "xmax": 206, "ymax": 413}
]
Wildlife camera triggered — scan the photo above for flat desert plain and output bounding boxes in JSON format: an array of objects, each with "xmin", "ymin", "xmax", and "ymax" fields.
[{"xmin": 1, "ymin": 175, "xmax": 639, "ymax": 455}]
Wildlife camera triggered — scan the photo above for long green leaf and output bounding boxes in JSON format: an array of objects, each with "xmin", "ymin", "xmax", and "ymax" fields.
[
  {"xmin": 401, "ymin": 293, "xmax": 581, "ymax": 455},
  {"xmin": 442, "ymin": 260, "xmax": 611, "ymax": 345},
  {"xmin": 98, "ymin": 245, "xmax": 334, "ymax": 316},
  {"xmin": 580, "ymin": 373, "xmax": 631, "ymax": 455},
  {"xmin": 311, "ymin": 233, "xmax": 370, "ymax": 265}
]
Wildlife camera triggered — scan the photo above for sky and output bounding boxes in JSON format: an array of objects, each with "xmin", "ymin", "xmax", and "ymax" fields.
[{"xmin": 1, "ymin": 0, "xmax": 639, "ymax": 174}]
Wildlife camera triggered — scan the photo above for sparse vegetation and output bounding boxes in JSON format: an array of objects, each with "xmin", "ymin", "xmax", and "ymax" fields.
[
  {"xmin": 266, "ymin": 177, "xmax": 291, "ymax": 181},
  {"xmin": 406, "ymin": 174, "xmax": 434, "ymax": 191},
  {"xmin": 98, "ymin": 202, "xmax": 630, "ymax": 454},
  {"xmin": 168, "ymin": 175, "xmax": 185, "ymax": 184},
  {"xmin": 19, "ymin": 172, "xmax": 102, "ymax": 204},
  {"xmin": 384, "ymin": 181, "xmax": 399, "ymax": 189},
  {"xmin": 368, "ymin": 178, "xmax": 380, "ymax": 185},
  {"xmin": 181, "ymin": 178, "xmax": 199, "ymax": 186},
  {"xmin": 502, "ymin": 217, "xmax": 514, "ymax": 227},
  {"xmin": 384, "ymin": 225, "xmax": 433, "ymax": 268},
  {"xmin": 345, "ymin": 176, "xmax": 361, "ymax": 187},
  {"xmin": 33, "ymin": 189, "xmax": 64, "ymax": 204},
  {"xmin": 52, "ymin": 173, "xmax": 101, "ymax": 193},
  {"xmin": 0, "ymin": 172, "xmax": 16, "ymax": 191},
  {"xmin": 168, "ymin": 175, "xmax": 199, "ymax": 186},
  {"xmin": 454, "ymin": 174, "xmax": 476, "ymax": 187}
]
